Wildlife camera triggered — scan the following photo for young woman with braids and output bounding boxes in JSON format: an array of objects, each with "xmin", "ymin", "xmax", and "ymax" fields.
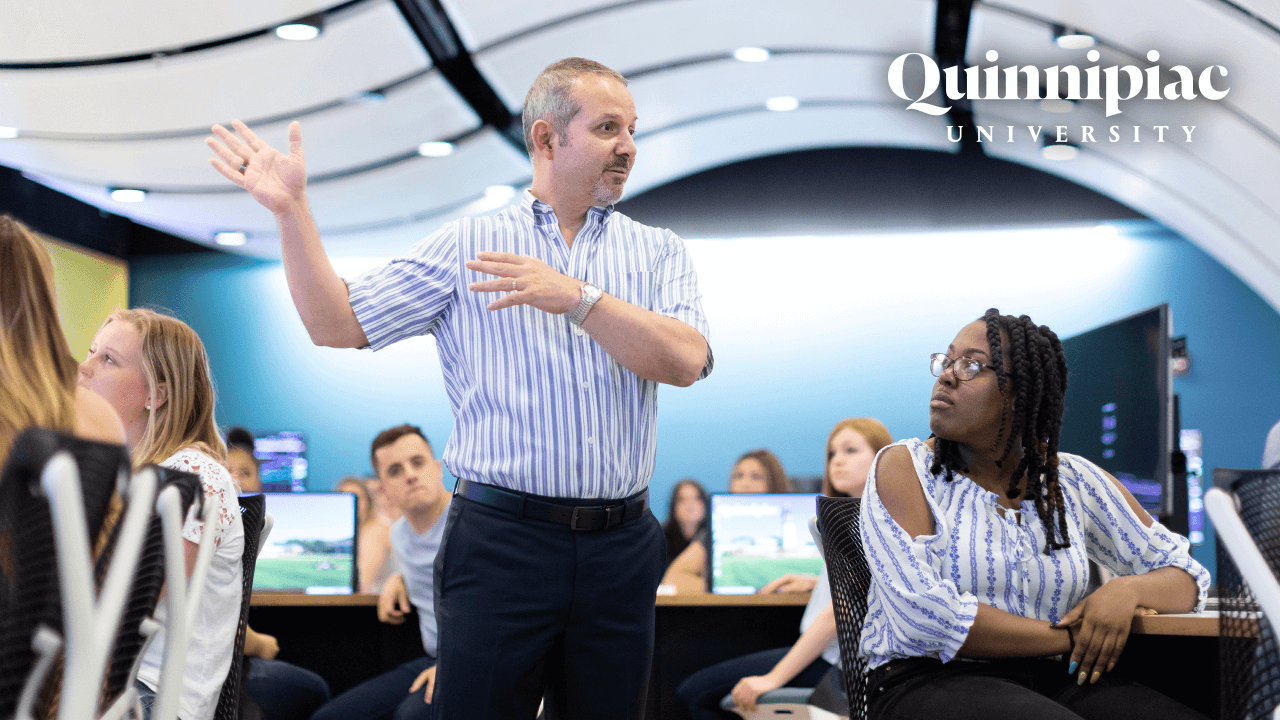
[{"xmin": 860, "ymin": 309, "xmax": 1210, "ymax": 720}]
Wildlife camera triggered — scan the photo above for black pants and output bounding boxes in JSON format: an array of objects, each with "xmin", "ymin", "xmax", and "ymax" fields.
[
  {"xmin": 431, "ymin": 493, "xmax": 665, "ymax": 720},
  {"xmin": 676, "ymin": 647, "xmax": 833, "ymax": 720},
  {"xmin": 868, "ymin": 657, "xmax": 1210, "ymax": 720}
]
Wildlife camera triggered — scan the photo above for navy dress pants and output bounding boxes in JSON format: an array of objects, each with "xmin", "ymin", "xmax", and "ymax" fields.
[{"xmin": 431, "ymin": 494, "xmax": 666, "ymax": 720}]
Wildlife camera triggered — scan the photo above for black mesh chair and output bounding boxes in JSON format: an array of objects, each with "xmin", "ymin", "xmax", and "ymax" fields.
[
  {"xmin": 96, "ymin": 465, "xmax": 202, "ymax": 715},
  {"xmin": 0, "ymin": 427, "xmax": 130, "ymax": 719},
  {"xmin": 213, "ymin": 493, "xmax": 267, "ymax": 720},
  {"xmin": 816, "ymin": 496, "xmax": 871, "ymax": 720},
  {"xmin": 1209, "ymin": 469, "xmax": 1280, "ymax": 720}
]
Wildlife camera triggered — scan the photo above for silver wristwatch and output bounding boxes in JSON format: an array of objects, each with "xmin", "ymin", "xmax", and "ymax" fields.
[{"xmin": 569, "ymin": 283, "xmax": 602, "ymax": 326}]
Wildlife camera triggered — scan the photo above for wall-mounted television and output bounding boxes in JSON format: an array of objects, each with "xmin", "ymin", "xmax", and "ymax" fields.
[
  {"xmin": 1059, "ymin": 305, "xmax": 1177, "ymax": 525},
  {"xmin": 252, "ymin": 430, "xmax": 308, "ymax": 493}
]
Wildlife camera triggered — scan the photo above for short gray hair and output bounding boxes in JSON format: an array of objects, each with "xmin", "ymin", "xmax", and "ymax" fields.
[{"xmin": 522, "ymin": 57, "xmax": 627, "ymax": 154}]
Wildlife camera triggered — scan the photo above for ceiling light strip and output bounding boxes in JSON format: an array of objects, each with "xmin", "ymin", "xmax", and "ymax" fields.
[{"xmin": 0, "ymin": 0, "xmax": 372, "ymax": 70}]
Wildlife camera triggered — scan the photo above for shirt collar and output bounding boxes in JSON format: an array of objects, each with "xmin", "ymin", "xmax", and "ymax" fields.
[{"xmin": 522, "ymin": 190, "xmax": 616, "ymax": 228}]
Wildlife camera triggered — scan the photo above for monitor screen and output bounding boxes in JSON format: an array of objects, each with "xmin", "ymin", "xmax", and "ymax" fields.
[
  {"xmin": 252, "ymin": 492, "xmax": 357, "ymax": 594},
  {"xmin": 252, "ymin": 431, "xmax": 308, "ymax": 492},
  {"xmin": 1059, "ymin": 305, "xmax": 1171, "ymax": 516},
  {"xmin": 708, "ymin": 493, "xmax": 822, "ymax": 595}
]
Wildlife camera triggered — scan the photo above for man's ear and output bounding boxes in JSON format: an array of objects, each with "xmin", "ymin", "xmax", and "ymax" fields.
[{"xmin": 531, "ymin": 119, "xmax": 557, "ymax": 160}]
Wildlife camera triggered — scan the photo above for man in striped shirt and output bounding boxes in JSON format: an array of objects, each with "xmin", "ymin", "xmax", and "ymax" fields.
[{"xmin": 207, "ymin": 57, "xmax": 711, "ymax": 719}]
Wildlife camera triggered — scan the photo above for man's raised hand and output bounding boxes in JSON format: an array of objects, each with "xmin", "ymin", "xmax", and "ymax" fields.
[{"xmin": 207, "ymin": 120, "xmax": 307, "ymax": 214}]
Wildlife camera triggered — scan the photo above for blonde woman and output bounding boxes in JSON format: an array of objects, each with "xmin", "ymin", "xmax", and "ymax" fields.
[
  {"xmin": 79, "ymin": 308, "xmax": 244, "ymax": 720},
  {"xmin": 0, "ymin": 215, "xmax": 123, "ymax": 466},
  {"xmin": 335, "ymin": 476, "xmax": 395, "ymax": 593}
]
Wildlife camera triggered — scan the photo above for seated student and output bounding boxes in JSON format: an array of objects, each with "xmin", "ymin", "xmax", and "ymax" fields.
[
  {"xmin": 662, "ymin": 478, "xmax": 709, "ymax": 567},
  {"xmin": 310, "ymin": 425, "xmax": 450, "ymax": 720},
  {"xmin": 662, "ymin": 449, "xmax": 792, "ymax": 593},
  {"xmin": 335, "ymin": 475, "xmax": 395, "ymax": 593},
  {"xmin": 0, "ymin": 214, "xmax": 125, "ymax": 464},
  {"xmin": 678, "ymin": 418, "xmax": 893, "ymax": 719},
  {"xmin": 79, "ymin": 308, "xmax": 245, "ymax": 720},
  {"xmin": 226, "ymin": 426, "xmax": 332, "ymax": 720},
  {"xmin": 862, "ymin": 309, "xmax": 1210, "ymax": 720}
]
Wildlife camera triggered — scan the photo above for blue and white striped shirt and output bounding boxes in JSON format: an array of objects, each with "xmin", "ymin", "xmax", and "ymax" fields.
[
  {"xmin": 859, "ymin": 438, "xmax": 1210, "ymax": 669},
  {"xmin": 346, "ymin": 191, "xmax": 711, "ymax": 499}
]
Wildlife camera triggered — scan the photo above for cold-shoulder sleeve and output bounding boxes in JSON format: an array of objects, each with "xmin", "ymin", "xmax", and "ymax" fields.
[
  {"xmin": 1065, "ymin": 454, "xmax": 1210, "ymax": 612},
  {"xmin": 161, "ymin": 448, "xmax": 239, "ymax": 549},
  {"xmin": 859, "ymin": 440, "xmax": 980, "ymax": 666}
]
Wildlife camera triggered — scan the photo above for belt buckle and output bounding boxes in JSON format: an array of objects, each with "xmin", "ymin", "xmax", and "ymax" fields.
[{"xmin": 570, "ymin": 505, "xmax": 604, "ymax": 531}]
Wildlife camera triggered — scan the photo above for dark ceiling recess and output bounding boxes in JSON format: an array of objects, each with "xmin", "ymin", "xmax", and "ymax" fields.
[
  {"xmin": 393, "ymin": 0, "xmax": 527, "ymax": 153},
  {"xmin": 0, "ymin": 165, "xmax": 214, "ymax": 257},
  {"xmin": 615, "ymin": 147, "xmax": 1144, "ymax": 239},
  {"xmin": 935, "ymin": 0, "xmax": 980, "ymax": 155}
]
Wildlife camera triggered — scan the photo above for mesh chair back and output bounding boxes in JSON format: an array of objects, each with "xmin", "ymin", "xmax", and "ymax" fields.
[
  {"xmin": 97, "ymin": 466, "xmax": 202, "ymax": 708},
  {"xmin": 816, "ymin": 496, "xmax": 870, "ymax": 720},
  {"xmin": 213, "ymin": 493, "xmax": 265, "ymax": 720},
  {"xmin": 1217, "ymin": 469, "xmax": 1280, "ymax": 720},
  {"xmin": 0, "ymin": 428, "xmax": 130, "ymax": 718}
]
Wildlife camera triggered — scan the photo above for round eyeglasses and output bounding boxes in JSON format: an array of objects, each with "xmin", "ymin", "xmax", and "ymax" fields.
[{"xmin": 930, "ymin": 353, "xmax": 993, "ymax": 382}]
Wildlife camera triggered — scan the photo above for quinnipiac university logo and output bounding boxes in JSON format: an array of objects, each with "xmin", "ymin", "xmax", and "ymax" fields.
[{"xmin": 886, "ymin": 49, "xmax": 1230, "ymax": 145}]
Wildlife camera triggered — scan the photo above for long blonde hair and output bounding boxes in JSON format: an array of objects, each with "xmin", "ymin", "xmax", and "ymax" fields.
[
  {"xmin": 0, "ymin": 216, "xmax": 79, "ymax": 468},
  {"xmin": 102, "ymin": 309, "xmax": 226, "ymax": 467}
]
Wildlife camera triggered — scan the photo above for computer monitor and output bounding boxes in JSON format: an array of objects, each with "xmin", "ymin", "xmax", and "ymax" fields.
[
  {"xmin": 251, "ymin": 431, "xmax": 308, "ymax": 492},
  {"xmin": 252, "ymin": 492, "xmax": 358, "ymax": 594},
  {"xmin": 707, "ymin": 493, "xmax": 823, "ymax": 595},
  {"xmin": 1060, "ymin": 305, "xmax": 1176, "ymax": 521}
]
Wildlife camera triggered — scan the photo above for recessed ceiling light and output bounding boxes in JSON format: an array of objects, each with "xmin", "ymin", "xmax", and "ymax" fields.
[
  {"xmin": 1040, "ymin": 98, "xmax": 1074, "ymax": 113},
  {"xmin": 1052, "ymin": 24, "xmax": 1095, "ymax": 50},
  {"xmin": 214, "ymin": 231, "xmax": 249, "ymax": 246},
  {"xmin": 1042, "ymin": 144, "xmax": 1079, "ymax": 161},
  {"xmin": 109, "ymin": 188, "xmax": 146, "ymax": 202},
  {"xmin": 733, "ymin": 47, "xmax": 770, "ymax": 63},
  {"xmin": 765, "ymin": 96, "xmax": 800, "ymax": 112},
  {"xmin": 276, "ymin": 16, "xmax": 322, "ymax": 41},
  {"xmin": 418, "ymin": 141, "xmax": 454, "ymax": 157},
  {"xmin": 0, "ymin": 127, "xmax": 17, "ymax": 139}
]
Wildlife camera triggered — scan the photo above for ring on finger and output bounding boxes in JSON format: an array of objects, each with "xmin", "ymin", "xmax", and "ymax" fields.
[{"xmin": 238, "ymin": 162, "xmax": 248, "ymax": 173}]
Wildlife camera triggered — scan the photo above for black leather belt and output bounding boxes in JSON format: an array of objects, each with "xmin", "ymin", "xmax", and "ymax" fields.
[{"xmin": 455, "ymin": 479, "xmax": 648, "ymax": 532}]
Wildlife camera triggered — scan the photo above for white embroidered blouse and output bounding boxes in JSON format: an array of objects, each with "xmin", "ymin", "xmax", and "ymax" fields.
[
  {"xmin": 136, "ymin": 447, "xmax": 245, "ymax": 720},
  {"xmin": 859, "ymin": 438, "xmax": 1209, "ymax": 670}
]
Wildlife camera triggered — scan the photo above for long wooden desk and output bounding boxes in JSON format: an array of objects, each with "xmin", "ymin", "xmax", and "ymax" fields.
[{"xmin": 248, "ymin": 592, "xmax": 1221, "ymax": 719}]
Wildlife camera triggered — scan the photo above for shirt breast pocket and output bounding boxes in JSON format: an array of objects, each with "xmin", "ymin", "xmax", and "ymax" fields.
[{"xmin": 605, "ymin": 271, "xmax": 654, "ymax": 310}]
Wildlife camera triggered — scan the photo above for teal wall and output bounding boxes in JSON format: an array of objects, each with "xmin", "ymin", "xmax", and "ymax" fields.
[{"xmin": 129, "ymin": 220, "xmax": 1280, "ymax": 575}]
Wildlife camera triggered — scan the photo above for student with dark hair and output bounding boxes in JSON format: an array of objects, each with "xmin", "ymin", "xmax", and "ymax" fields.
[
  {"xmin": 661, "ymin": 449, "xmax": 792, "ymax": 593},
  {"xmin": 226, "ymin": 425, "xmax": 260, "ymax": 492},
  {"xmin": 311, "ymin": 424, "xmax": 449, "ymax": 720},
  {"xmin": 662, "ymin": 479, "xmax": 708, "ymax": 566},
  {"xmin": 862, "ymin": 309, "xmax": 1210, "ymax": 720}
]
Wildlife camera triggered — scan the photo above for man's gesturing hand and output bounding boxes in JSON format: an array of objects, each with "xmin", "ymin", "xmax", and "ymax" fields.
[
  {"xmin": 207, "ymin": 120, "xmax": 307, "ymax": 214},
  {"xmin": 466, "ymin": 252, "xmax": 583, "ymax": 314}
]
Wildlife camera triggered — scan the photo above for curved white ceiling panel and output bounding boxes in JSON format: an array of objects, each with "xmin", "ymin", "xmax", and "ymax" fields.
[
  {"xmin": 974, "ymin": 101, "xmax": 1280, "ymax": 311},
  {"xmin": 626, "ymin": 105, "xmax": 954, "ymax": 198},
  {"xmin": 0, "ymin": 0, "xmax": 338, "ymax": 63},
  {"xmin": 0, "ymin": 71, "xmax": 478, "ymax": 188},
  {"xmin": 0, "ymin": 0, "xmax": 428, "ymax": 136},
  {"xmin": 439, "ymin": 0, "xmax": 623, "ymax": 51},
  {"xmin": 473, "ymin": 0, "xmax": 935, "ymax": 110},
  {"xmin": 981, "ymin": 0, "xmax": 1280, "ymax": 140},
  {"xmin": 628, "ymin": 54, "xmax": 909, "ymax": 133},
  {"xmin": 24, "ymin": 129, "xmax": 531, "ymax": 258}
]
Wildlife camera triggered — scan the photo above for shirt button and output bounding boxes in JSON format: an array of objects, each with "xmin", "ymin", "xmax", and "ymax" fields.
[
  {"xmin": 582, "ymin": 381, "xmax": 590, "ymax": 389},
  {"xmin": 587, "ymin": 437, "xmax": 594, "ymax": 445},
  {"xmin": 573, "ymin": 324, "xmax": 585, "ymax": 337}
]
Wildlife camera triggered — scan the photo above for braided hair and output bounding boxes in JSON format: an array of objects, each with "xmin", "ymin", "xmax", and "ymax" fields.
[{"xmin": 930, "ymin": 309, "xmax": 1071, "ymax": 554}]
